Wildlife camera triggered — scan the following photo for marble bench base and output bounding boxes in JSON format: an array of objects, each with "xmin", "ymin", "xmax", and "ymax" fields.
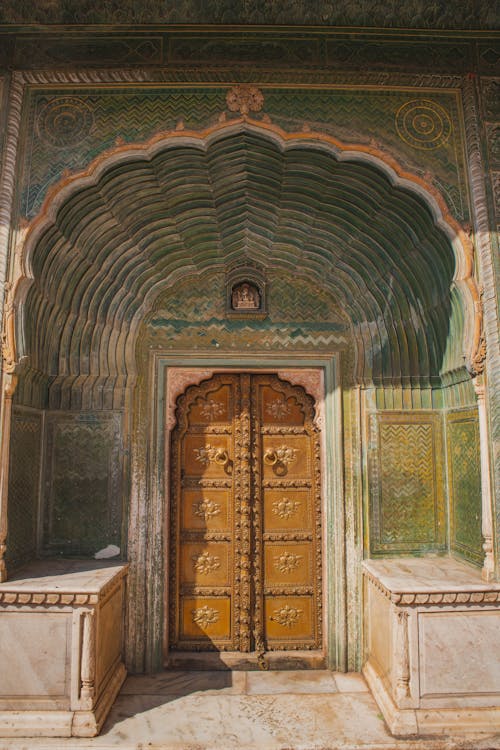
[
  {"xmin": 0, "ymin": 561, "xmax": 128, "ymax": 737},
  {"xmin": 362, "ymin": 557, "xmax": 500, "ymax": 736}
]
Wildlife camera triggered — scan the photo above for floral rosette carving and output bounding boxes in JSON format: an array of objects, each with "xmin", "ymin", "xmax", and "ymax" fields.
[{"xmin": 226, "ymin": 85, "xmax": 264, "ymax": 116}]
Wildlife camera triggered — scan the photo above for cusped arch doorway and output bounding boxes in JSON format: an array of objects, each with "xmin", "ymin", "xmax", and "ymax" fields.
[{"xmin": 168, "ymin": 372, "xmax": 323, "ymax": 670}]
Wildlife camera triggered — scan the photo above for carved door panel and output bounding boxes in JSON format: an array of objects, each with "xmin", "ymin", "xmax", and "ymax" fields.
[
  {"xmin": 169, "ymin": 373, "xmax": 321, "ymax": 656},
  {"xmin": 252, "ymin": 375, "xmax": 322, "ymax": 652}
]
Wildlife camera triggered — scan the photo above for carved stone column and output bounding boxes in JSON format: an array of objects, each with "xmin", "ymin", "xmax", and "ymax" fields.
[
  {"xmin": 0, "ymin": 281, "xmax": 19, "ymax": 582},
  {"xmin": 395, "ymin": 608, "xmax": 411, "ymax": 703},
  {"xmin": 0, "ymin": 372, "xmax": 17, "ymax": 582},
  {"xmin": 0, "ymin": 73, "xmax": 24, "ymax": 321},
  {"xmin": 474, "ymin": 378, "xmax": 495, "ymax": 581},
  {"xmin": 80, "ymin": 609, "xmax": 96, "ymax": 710},
  {"xmin": 463, "ymin": 76, "xmax": 500, "ymax": 577}
]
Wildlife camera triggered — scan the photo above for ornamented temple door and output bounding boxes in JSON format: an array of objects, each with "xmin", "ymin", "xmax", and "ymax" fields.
[{"xmin": 169, "ymin": 373, "xmax": 322, "ymax": 664}]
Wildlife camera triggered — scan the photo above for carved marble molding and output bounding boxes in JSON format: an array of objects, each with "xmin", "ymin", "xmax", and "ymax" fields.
[
  {"xmin": 363, "ymin": 568, "xmax": 500, "ymax": 606},
  {"xmin": 0, "ymin": 567, "xmax": 127, "ymax": 607},
  {"xmin": 391, "ymin": 591, "xmax": 500, "ymax": 605},
  {"xmin": 0, "ymin": 591, "xmax": 99, "ymax": 606}
]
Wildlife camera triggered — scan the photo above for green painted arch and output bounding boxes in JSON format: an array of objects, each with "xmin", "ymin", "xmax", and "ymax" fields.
[{"xmin": 16, "ymin": 123, "xmax": 473, "ymax": 408}]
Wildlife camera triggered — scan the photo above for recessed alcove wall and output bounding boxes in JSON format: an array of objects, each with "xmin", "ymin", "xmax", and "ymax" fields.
[{"xmin": 6, "ymin": 127, "xmax": 483, "ymax": 670}]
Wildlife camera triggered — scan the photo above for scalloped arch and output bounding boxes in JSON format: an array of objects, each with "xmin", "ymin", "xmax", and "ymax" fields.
[{"xmin": 14, "ymin": 119, "xmax": 478, "ymax": 408}]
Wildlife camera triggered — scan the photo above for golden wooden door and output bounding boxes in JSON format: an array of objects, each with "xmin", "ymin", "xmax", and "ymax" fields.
[{"xmin": 169, "ymin": 373, "xmax": 322, "ymax": 659}]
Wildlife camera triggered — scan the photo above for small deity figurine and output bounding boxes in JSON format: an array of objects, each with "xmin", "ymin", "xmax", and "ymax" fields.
[{"xmin": 231, "ymin": 282, "xmax": 260, "ymax": 310}]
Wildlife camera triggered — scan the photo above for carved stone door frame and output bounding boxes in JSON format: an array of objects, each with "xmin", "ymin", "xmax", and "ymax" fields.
[{"xmin": 146, "ymin": 353, "xmax": 344, "ymax": 671}]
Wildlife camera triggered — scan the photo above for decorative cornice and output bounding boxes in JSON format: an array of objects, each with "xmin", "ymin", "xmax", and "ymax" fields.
[
  {"xmin": 15, "ymin": 68, "xmax": 464, "ymax": 89},
  {"xmin": 391, "ymin": 591, "xmax": 500, "ymax": 605},
  {"xmin": 363, "ymin": 567, "xmax": 500, "ymax": 606},
  {"xmin": 0, "ymin": 591, "xmax": 100, "ymax": 605},
  {"xmin": 0, "ymin": 564, "xmax": 128, "ymax": 606}
]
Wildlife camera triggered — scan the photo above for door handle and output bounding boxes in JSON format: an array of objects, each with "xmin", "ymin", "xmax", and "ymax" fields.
[
  {"xmin": 264, "ymin": 449, "xmax": 278, "ymax": 466},
  {"xmin": 214, "ymin": 449, "xmax": 230, "ymax": 467}
]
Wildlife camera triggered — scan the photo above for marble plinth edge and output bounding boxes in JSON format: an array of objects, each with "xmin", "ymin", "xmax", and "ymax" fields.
[
  {"xmin": 362, "ymin": 557, "xmax": 500, "ymax": 737},
  {"xmin": 71, "ymin": 661, "xmax": 127, "ymax": 737},
  {"xmin": 0, "ymin": 561, "xmax": 128, "ymax": 738},
  {"xmin": 0, "ymin": 663, "xmax": 127, "ymax": 738}
]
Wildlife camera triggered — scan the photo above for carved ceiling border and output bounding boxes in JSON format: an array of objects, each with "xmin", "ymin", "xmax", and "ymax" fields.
[{"xmin": 16, "ymin": 68, "xmax": 465, "ymax": 87}]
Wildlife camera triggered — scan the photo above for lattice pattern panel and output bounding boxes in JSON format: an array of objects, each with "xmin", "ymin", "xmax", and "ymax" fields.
[
  {"xmin": 447, "ymin": 409, "xmax": 483, "ymax": 565},
  {"xmin": 369, "ymin": 412, "xmax": 445, "ymax": 555},
  {"xmin": 42, "ymin": 412, "xmax": 123, "ymax": 556},
  {"xmin": 6, "ymin": 408, "xmax": 42, "ymax": 568}
]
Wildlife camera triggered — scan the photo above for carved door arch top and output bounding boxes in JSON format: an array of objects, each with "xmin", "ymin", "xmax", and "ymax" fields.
[{"xmin": 169, "ymin": 373, "xmax": 322, "ymax": 657}]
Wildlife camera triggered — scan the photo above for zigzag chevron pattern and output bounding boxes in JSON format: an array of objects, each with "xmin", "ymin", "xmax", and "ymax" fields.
[
  {"xmin": 379, "ymin": 422, "xmax": 436, "ymax": 545},
  {"xmin": 147, "ymin": 324, "xmax": 349, "ymax": 351},
  {"xmin": 151, "ymin": 269, "xmax": 347, "ymax": 325},
  {"xmin": 7, "ymin": 413, "xmax": 41, "ymax": 567}
]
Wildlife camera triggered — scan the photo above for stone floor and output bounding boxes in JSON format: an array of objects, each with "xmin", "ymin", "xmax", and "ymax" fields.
[{"xmin": 1, "ymin": 671, "xmax": 499, "ymax": 750}]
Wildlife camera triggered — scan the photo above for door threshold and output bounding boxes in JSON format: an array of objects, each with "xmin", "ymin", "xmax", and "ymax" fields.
[{"xmin": 165, "ymin": 651, "xmax": 326, "ymax": 671}]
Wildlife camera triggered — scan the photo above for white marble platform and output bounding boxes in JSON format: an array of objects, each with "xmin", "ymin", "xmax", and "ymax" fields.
[
  {"xmin": 0, "ymin": 560, "xmax": 127, "ymax": 599},
  {"xmin": 363, "ymin": 556, "xmax": 500, "ymax": 598},
  {"xmin": 362, "ymin": 557, "xmax": 500, "ymax": 737},
  {"xmin": 0, "ymin": 560, "xmax": 128, "ymax": 738},
  {"xmin": 0, "ymin": 670, "xmax": 498, "ymax": 750}
]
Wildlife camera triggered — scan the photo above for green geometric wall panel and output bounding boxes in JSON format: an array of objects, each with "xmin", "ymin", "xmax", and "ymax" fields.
[
  {"xmin": 42, "ymin": 412, "xmax": 124, "ymax": 557},
  {"xmin": 369, "ymin": 411, "xmax": 446, "ymax": 555},
  {"xmin": 447, "ymin": 409, "xmax": 483, "ymax": 566},
  {"xmin": 7, "ymin": 408, "xmax": 42, "ymax": 569}
]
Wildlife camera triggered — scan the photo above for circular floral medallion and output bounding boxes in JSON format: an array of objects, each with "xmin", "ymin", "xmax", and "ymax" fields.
[
  {"xmin": 395, "ymin": 99, "xmax": 452, "ymax": 150},
  {"xmin": 37, "ymin": 97, "xmax": 94, "ymax": 148}
]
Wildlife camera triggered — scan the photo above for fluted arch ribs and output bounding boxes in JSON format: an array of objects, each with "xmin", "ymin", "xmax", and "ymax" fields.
[{"xmin": 16, "ymin": 124, "xmax": 469, "ymax": 410}]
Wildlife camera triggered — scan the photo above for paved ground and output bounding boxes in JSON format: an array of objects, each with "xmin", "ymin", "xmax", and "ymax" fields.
[{"xmin": 1, "ymin": 671, "xmax": 499, "ymax": 750}]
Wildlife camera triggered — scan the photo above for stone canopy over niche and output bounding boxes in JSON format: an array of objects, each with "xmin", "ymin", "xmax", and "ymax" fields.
[{"xmin": 16, "ymin": 125, "xmax": 468, "ymax": 412}]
